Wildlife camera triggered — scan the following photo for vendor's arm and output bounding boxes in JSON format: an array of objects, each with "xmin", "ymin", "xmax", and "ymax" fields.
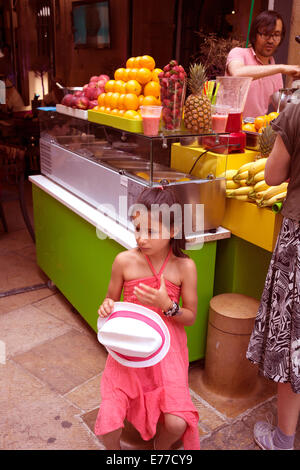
[
  {"xmin": 264, "ymin": 134, "xmax": 291, "ymax": 186},
  {"xmin": 227, "ymin": 60, "xmax": 300, "ymax": 81},
  {"xmin": 98, "ymin": 253, "xmax": 124, "ymax": 317}
]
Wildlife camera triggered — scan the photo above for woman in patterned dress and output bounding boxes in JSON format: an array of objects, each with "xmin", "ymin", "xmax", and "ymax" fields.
[{"xmin": 246, "ymin": 103, "xmax": 300, "ymax": 450}]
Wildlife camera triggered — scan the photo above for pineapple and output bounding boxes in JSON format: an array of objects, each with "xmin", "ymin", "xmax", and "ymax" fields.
[
  {"xmin": 257, "ymin": 124, "xmax": 276, "ymax": 159},
  {"xmin": 184, "ymin": 63, "xmax": 212, "ymax": 133}
]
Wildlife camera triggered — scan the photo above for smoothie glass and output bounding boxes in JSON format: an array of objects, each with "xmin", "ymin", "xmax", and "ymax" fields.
[
  {"xmin": 140, "ymin": 106, "xmax": 162, "ymax": 136},
  {"xmin": 211, "ymin": 105, "xmax": 230, "ymax": 133}
]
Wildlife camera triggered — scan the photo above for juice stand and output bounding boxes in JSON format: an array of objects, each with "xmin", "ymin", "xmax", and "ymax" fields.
[{"xmin": 29, "ymin": 108, "xmax": 231, "ymax": 362}]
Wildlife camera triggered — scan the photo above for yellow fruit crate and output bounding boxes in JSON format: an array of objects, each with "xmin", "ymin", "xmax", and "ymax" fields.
[
  {"xmin": 171, "ymin": 143, "xmax": 258, "ymax": 177},
  {"xmin": 88, "ymin": 110, "xmax": 143, "ymax": 133},
  {"xmin": 222, "ymin": 198, "xmax": 283, "ymax": 252}
]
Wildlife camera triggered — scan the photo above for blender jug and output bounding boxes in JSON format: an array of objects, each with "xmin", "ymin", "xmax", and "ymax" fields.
[{"xmin": 215, "ymin": 77, "xmax": 252, "ymax": 132}]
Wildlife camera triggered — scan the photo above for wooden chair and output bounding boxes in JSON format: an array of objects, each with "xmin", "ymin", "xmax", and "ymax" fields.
[{"xmin": 0, "ymin": 144, "xmax": 35, "ymax": 242}]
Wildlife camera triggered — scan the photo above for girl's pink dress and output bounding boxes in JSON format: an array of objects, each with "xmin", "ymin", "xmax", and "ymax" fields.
[{"xmin": 94, "ymin": 249, "xmax": 200, "ymax": 450}]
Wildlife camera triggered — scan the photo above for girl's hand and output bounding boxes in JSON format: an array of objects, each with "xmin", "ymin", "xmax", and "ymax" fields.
[
  {"xmin": 98, "ymin": 298, "xmax": 114, "ymax": 318},
  {"xmin": 133, "ymin": 275, "xmax": 173, "ymax": 312}
]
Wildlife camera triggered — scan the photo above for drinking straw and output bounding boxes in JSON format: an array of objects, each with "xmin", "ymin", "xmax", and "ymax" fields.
[
  {"xmin": 272, "ymin": 202, "xmax": 282, "ymax": 213},
  {"xmin": 211, "ymin": 82, "xmax": 220, "ymax": 105},
  {"xmin": 246, "ymin": 0, "xmax": 255, "ymax": 47}
]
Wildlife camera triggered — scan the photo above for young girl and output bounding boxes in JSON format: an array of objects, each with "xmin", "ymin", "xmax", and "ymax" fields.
[{"xmin": 94, "ymin": 186, "xmax": 200, "ymax": 450}]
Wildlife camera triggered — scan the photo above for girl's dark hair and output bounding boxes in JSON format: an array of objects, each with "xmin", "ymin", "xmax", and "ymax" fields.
[
  {"xmin": 249, "ymin": 10, "xmax": 285, "ymax": 47},
  {"xmin": 134, "ymin": 186, "xmax": 188, "ymax": 258}
]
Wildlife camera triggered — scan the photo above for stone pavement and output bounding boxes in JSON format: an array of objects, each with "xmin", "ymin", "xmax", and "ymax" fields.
[{"xmin": 0, "ymin": 181, "xmax": 299, "ymax": 450}]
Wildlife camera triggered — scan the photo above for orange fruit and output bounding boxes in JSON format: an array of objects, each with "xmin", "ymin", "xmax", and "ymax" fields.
[
  {"xmin": 118, "ymin": 109, "xmax": 125, "ymax": 117},
  {"xmin": 128, "ymin": 68, "xmax": 139, "ymax": 80},
  {"xmin": 134, "ymin": 56, "xmax": 142, "ymax": 68},
  {"xmin": 104, "ymin": 107, "xmax": 112, "ymax": 114},
  {"xmin": 152, "ymin": 68, "xmax": 163, "ymax": 82},
  {"xmin": 104, "ymin": 91, "xmax": 113, "ymax": 107},
  {"xmin": 114, "ymin": 68, "xmax": 126, "ymax": 81},
  {"xmin": 242, "ymin": 123, "xmax": 257, "ymax": 132},
  {"xmin": 143, "ymin": 80, "xmax": 160, "ymax": 98},
  {"xmin": 123, "ymin": 68, "xmax": 130, "ymax": 82},
  {"xmin": 137, "ymin": 68, "xmax": 152, "ymax": 85},
  {"xmin": 254, "ymin": 115, "xmax": 268, "ymax": 130},
  {"xmin": 126, "ymin": 57, "xmax": 136, "ymax": 68},
  {"xmin": 111, "ymin": 108, "xmax": 119, "ymax": 116},
  {"xmin": 99, "ymin": 106, "xmax": 106, "ymax": 113},
  {"xmin": 104, "ymin": 80, "xmax": 116, "ymax": 92},
  {"xmin": 110, "ymin": 92, "xmax": 120, "ymax": 109},
  {"xmin": 138, "ymin": 95, "xmax": 145, "ymax": 107},
  {"xmin": 124, "ymin": 93, "xmax": 139, "ymax": 110},
  {"xmin": 267, "ymin": 111, "xmax": 279, "ymax": 122},
  {"xmin": 141, "ymin": 95, "xmax": 157, "ymax": 106},
  {"xmin": 126, "ymin": 79, "xmax": 142, "ymax": 95},
  {"xmin": 140, "ymin": 55, "xmax": 155, "ymax": 71},
  {"xmin": 114, "ymin": 80, "xmax": 126, "ymax": 94},
  {"xmin": 118, "ymin": 93, "xmax": 126, "ymax": 109},
  {"xmin": 98, "ymin": 92, "xmax": 106, "ymax": 106},
  {"xmin": 124, "ymin": 109, "xmax": 139, "ymax": 119}
]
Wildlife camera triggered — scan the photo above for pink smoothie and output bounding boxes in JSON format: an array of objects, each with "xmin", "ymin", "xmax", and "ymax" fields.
[
  {"xmin": 142, "ymin": 116, "xmax": 160, "ymax": 136},
  {"xmin": 212, "ymin": 114, "xmax": 228, "ymax": 133}
]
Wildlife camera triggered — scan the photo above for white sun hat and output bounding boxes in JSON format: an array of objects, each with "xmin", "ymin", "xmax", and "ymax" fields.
[{"xmin": 97, "ymin": 301, "xmax": 170, "ymax": 368}]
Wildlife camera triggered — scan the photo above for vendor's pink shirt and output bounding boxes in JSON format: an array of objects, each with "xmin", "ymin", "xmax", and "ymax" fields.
[{"xmin": 226, "ymin": 47, "xmax": 283, "ymax": 118}]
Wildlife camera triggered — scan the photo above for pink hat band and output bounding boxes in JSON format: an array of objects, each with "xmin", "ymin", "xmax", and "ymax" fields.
[
  {"xmin": 97, "ymin": 301, "xmax": 171, "ymax": 368},
  {"xmin": 106, "ymin": 311, "xmax": 165, "ymax": 362}
]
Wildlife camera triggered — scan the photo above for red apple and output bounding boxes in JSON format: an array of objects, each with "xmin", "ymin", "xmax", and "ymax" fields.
[
  {"xmin": 61, "ymin": 94, "xmax": 74, "ymax": 107},
  {"xmin": 89, "ymin": 75, "xmax": 99, "ymax": 82},
  {"xmin": 96, "ymin": 79, "xmax": 106, "ymax": 89},
  {"xmin": 76, "ymin": 96, "xmax": 90, "ymax": 110},
  {"xmin": 89, "ymin": 100, "xmax": 98, "ymax": 109},
  {"xmin": 74, "ymin": 90, "xmax": 83, "ymax": 97},
  {"xmin": 98, "ymin": 74, "xmax": 110, "ymax": 82}
]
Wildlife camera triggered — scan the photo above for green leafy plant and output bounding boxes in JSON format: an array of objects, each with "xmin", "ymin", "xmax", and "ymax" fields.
[{"xmin": 191, "ymin": 31, "xmax": 246, "ymax": 80}]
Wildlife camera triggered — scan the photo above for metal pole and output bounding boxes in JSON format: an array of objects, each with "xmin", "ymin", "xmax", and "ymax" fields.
[{"xmin": 246, "ymin": 0, "xmax": 255, "ymax": 47}]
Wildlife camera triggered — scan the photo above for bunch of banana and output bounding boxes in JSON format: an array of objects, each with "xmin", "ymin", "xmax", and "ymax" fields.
[
  {"xmin": 257, "ymin": 182, "xmax": 288, "ymax": 207},
  {"xmin": 226, "ymin": 185, "xmax": 255, "ymax": 202},
  {"xmin": 219, "ymin": 169, "xmax": 240, "ymax": 191},
  {"xmin": 232, "ymin": 162, "xmax": 253, "ymax": 187},
  {"xmin": 247, "ymin": 158, "xmax": 268, "ymax": 185},
  {"xmin": 248, "ymin": 180, "xmax": 270, "ymax": 202}
]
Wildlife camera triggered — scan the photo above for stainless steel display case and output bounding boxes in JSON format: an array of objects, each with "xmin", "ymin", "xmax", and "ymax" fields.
[{"xmin": 38, "ymin": 109, "xmax": 229, "ymax": 236}]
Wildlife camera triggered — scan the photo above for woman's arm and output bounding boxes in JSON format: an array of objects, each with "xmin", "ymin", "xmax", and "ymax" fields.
[{"xmin": 264, "ymin": 134, "xmax": 291, "ymax": 186}]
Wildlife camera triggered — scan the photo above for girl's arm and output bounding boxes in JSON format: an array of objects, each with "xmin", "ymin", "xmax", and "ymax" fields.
[
  {"xmin": 98, "ymin": 253, "xmax": 124, "ymax": 317},
  {"xmin": 134, "ymin": 258, "xmax": 198, "ymax": 326},
  {"xmin": 173, "ymin": 258, "xmax": 198, "ymax": 326},
  {"xmin": 264, "ymin": 134, "xmax": 291, "ymax": 186}
]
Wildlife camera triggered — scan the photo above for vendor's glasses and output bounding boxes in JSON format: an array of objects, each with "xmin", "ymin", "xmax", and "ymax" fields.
[{"xmin": 257, "ymin": 31, "xmax": 282, "ymax": 42}]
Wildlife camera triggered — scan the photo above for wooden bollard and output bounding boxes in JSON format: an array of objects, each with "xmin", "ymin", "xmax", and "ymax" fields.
[{"xmin": 202, "ymin": 293, "xmax": 260, "ymax": 398}]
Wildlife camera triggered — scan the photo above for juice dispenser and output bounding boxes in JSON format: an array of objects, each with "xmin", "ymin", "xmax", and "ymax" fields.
[{"xmin": 203, "ymin": 76, "xmax": 252, "ymax": 153}]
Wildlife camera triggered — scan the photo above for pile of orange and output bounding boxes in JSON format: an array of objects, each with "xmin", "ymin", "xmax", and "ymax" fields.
[
  {"xmin": 242, "ymin": 112, "xmax": 279, "ymax": 133},
  {"xmin": 94, "ymin": 55, "xmax": 163, "ymax": 119}
]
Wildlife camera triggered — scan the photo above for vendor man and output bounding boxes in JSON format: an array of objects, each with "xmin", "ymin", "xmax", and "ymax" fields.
[{"xmin": 226, "ymin": 10, "xmax": 300, "ymax": 118}]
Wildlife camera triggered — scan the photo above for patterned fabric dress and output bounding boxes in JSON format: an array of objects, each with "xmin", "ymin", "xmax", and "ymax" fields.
[
  {"xmin": 95, "ymin": 249, "xmax": 200, "ymax": 449},
  {"xmin": 246, "ymin": 217, "xmax": 300, "ymax": 393}
]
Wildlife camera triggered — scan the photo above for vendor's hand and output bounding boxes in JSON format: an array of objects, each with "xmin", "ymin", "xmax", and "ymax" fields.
[
  {"xmin": 98, "ymin": 298, "xmax": 114, "ymax": 317},
  {"xmin": 282, "ymin": 64, "xmax": 300, "ymax": 78},
  {"xmin": 133, "ymin": 275, "xmax": 173, "ymax": 311}
]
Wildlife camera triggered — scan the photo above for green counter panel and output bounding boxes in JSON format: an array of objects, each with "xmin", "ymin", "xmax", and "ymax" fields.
[
  {"xmin": 32, "ymin": 185, "xmax": 217, "ymax": 361},
  {"xmin": 214, "ymin": 235, "xmax": 272, "ymax": 301}
]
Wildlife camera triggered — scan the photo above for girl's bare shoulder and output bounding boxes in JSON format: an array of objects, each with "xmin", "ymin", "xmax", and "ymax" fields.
[
  {"xmin": 173, "ymin": 256, "xmax": 197, "ymax": 276},
  {"xmin": 114, "ymin": 248, "xmax": 140, "ymax": 266}
]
